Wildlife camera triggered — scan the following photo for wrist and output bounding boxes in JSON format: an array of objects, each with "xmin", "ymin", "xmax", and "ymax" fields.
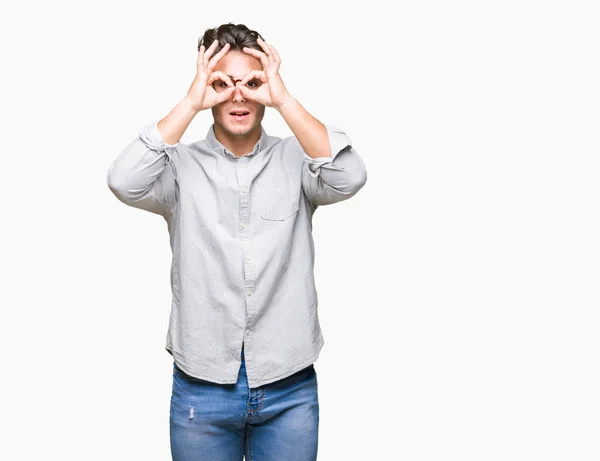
[
  {"xmin": 275, "ymin": 95, "xmax": 297, "ymax": 113},
  {"xmin": 182, "ymin": 96, "xmax": 203, "ymax": 114}
]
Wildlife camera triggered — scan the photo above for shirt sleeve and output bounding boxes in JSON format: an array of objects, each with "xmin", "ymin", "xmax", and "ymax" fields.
[
  {"xmin": 300, "ymin": 124, "xmax": 368, "ymax": 208},
  {"xmin": 139, "ymin": 119, "xmax": 180, "ymax": 159},
  {"xmin": 106, "ymin": 120, "xmax": 179, "ymax": 217}
]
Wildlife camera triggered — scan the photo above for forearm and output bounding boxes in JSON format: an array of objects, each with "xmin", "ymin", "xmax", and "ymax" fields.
[
  {"xmin": 157, "ymin": 97, "xmax": 200, "ymax": 145},
  {"xmin": 275, "ymin": 97, "xmax": 331, "ymax": 159}
]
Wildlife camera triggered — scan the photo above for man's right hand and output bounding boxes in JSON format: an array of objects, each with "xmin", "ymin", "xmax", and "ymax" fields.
[{"xmin": 184, "ymin": 40, "xmax": 236, "ymax": 112}]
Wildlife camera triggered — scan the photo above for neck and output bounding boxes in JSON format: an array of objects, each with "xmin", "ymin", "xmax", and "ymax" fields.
[{"xmin": 214, "ymin": 123, "xmax": 261, "ymax": 157}]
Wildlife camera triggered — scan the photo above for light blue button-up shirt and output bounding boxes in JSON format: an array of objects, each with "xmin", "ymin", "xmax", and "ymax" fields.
[{"xmin": 107, "ymin": 120, "xmax": 367, "ymax": 387}]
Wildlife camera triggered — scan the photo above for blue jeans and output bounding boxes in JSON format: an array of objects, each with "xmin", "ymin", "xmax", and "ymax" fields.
[{"xmin": 170, "ymin": 344, "xmax": 319, "ymax": 460}]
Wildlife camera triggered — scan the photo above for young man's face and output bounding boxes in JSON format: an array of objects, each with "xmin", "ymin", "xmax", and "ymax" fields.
[{"xmin": 211, "ymin": 50, "xmax": 266, "ymax": 138}]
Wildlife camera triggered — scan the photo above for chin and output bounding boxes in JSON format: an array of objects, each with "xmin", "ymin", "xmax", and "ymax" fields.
[{"xmin": 226, "ymin": 119, "xmax": 256, "ymax": 136}]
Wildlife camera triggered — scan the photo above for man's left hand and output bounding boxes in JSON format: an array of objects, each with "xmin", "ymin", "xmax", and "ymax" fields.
[{"xmin": 238, "ymin": 38, "xmax": 294, "ymax": 109}]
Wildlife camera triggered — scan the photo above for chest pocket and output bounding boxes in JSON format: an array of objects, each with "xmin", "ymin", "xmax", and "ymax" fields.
[{"xmin": 256, "ymin": 171, "xmax": 300, "ymax": 221}]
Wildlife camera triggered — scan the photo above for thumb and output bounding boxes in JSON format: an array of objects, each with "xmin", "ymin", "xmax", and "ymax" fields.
[
  {"xmin": 238, "ymin": 84, "xmax": 252, "ymax": 100},
  {"xmin": 218, "ymin": 86, "xmax": 236, "ymax": 102}
]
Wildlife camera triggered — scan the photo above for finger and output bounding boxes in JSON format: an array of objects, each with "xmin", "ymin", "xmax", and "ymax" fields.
[
  {"xmin": 208, "ymin": 71, "xmax": 234, "ymax": 88},
  {"xmin": 239, "ymin": 70, "xmax": 264, "ymax": 86},
  {"xmin": 268, "ymin": 44, "xmax": 281, "ymax": 65},
  {"xmin": 217, "ymin": 85, "xmax": 237, "ymax": 102},
  {"xmin": 237, "ymin": 84, "xmax": 254, "ymax": 101},
  {"xmin": 257, "ymin": 38, "xmax": 274, "ymax": 66},
  {"xmin": 256, "ymin": 37, "xmax": 271, "ymax": 56},
  {"xmin": 242, "ymin": 46, "xmax": 269, "ymax": 69},
  {"xmin": 203, "ymin": 39, "xmax": 219, "ymax": 67},
  {"xmin": 197, "ymin": 45, "xmax": 205, "ymax": 70},
  {"xmin": 207, "ymin": 43, "xmax": 230, "ymax": 71}
]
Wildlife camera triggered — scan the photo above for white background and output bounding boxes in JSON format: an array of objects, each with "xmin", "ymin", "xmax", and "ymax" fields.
[{"xmin": 1, "ymin": 0, "xmax": 599, "ymax": 460}]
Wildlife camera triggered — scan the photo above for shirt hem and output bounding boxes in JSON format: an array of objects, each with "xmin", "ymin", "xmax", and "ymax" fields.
[
  {"xmin": 166, "ymin": 346, "xmax": 239, "ymax": 385},
  {"xmin": 248, "ymin": 338, "xmax": 325, "ymax": 388},
  {"xmin": 166, "ymin": 339, "xmax": 325, "ymax": 388}
]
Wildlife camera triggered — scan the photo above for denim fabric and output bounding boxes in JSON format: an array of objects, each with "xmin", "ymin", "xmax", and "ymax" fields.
[{"xmin": 170, "ymin": 344, "xmax": 319, "ymax": 460}]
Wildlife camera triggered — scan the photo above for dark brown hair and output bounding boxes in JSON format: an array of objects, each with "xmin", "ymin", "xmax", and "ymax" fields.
[{"xmin": 197, "ymin": 23, "xmax": 265, "ymax": 55}]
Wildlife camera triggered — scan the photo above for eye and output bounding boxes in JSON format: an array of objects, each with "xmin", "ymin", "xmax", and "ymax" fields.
[{"xmin": 247, "ymin": 80, "xmax": 259, "ymax": 88}]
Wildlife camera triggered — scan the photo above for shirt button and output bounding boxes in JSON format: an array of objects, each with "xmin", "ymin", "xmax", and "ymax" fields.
[
  {"xmin": 247, "ymin": 291, "xmax": 252, "ymax": 297},
  {"xmin": 241, "ymin": 223, "xmax": 247, "ymax": 229}
]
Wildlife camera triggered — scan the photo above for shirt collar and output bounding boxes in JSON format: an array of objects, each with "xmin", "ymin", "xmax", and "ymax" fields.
[{"xmin": 205, "ymin": 123, "xmax": 268, "ymax": 159}]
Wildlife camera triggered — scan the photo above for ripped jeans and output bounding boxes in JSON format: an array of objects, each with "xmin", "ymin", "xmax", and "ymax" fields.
[{"xmin": 169, "ymin": 344, "xmax": 319, "ymax": 460}]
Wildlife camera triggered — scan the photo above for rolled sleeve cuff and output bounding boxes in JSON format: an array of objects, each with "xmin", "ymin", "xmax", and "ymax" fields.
[
  {"xmin": 138, "ymin": 120, "xmax": 180, "ymax": 160},
  {"xmin": 304, "ymin": 124, "xmax": 352, "ymax": 178}
]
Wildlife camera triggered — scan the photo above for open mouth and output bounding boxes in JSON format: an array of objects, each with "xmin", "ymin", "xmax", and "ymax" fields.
[{"xmin": 230, "ymin": 111, "xmax": 250, "ymax": 120}]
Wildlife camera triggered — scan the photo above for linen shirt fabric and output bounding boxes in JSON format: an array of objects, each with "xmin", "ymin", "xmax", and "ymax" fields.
[{"xmin": 106, "ymin": 119, "xmax": 367, "ymax": 388}]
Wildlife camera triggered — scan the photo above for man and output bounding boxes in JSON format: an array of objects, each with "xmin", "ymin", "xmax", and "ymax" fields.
[{"xmin": 106, "ymin": 23, "xmax": 367, "ymax": 461}]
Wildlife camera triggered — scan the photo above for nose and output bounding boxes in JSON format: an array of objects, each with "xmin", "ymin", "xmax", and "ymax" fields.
[{"xmin": 231, "ymin": 79, "xmax": 246, "ymax": 103}]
